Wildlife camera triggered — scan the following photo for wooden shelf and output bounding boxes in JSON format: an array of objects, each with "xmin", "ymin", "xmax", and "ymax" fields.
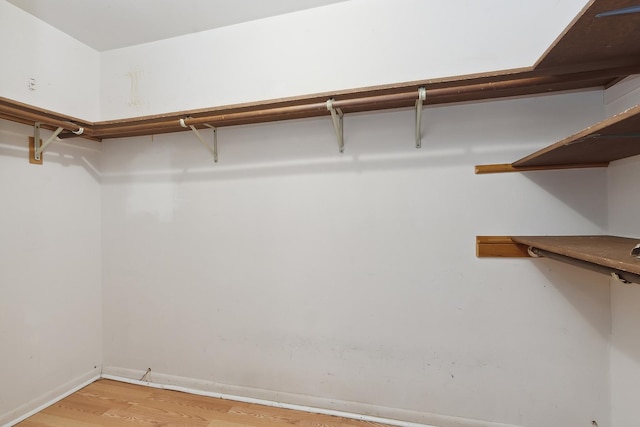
[
  {"xmin": 2, "ymin": 65, "xmax": 636, "ymax": 142},
  {"xmin": 2, "ymin": 1, "xmax": 640, "ymax": 144},
  {"xmin": 474, "ymin": 4, "xmax": 640, "ymax": 284},
  {"xmin": 477, "ymin": 235, "xmax": 640, "ymax": 284},
  {"xmin": 476, "ymin": 236, "xmax": 531, "ymax": 258},
  {"xmin": 535, "ymin": 0, "xmax": 640, "ymax": 74},
  {"xmin": 476, "ymin": 104, "xmax": 640, "ymax": 173},
  {"xmin": 516, "ymin": 105, "xmax": 640, "ymax": 167},
  {"xmin": 475, "ymin": 0, "xmax": 640, "ymax": 174},
  {"xmin": 512, "ymin": 235, "xmax": 640, "ymax": 273},
  {"xmin": 2, "ymin": 0, "xmax": 639, "ymax": 170}
]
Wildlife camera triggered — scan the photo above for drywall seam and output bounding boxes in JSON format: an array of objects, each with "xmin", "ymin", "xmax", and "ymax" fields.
[
  {"xmin": 0, "ymin": 369, "xmax": 100, "ymax": 427},
  {"xmin": 101, "ymin": 367, "xmax": 523, "ymax": 427}
]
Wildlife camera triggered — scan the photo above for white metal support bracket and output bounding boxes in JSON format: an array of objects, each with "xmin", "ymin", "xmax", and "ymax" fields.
[
  {"xmin": 612, "ymin": 272, "xmax": 632, "ymax": 284},
  {"xmin": 182, "ymin": 118, "xmax": 218, "ymax": 162},
  {"xmin": 527, "ymin": 247, "xmax": 541, "ymax": 258},
  {"xmin": 31, "ymin": 122, "xmax": 84, "ymax": 164},
  {"xmin": 204, "ymin": 124, "xmax": 218, "ymax": 163},
  {"xmin": 33, "ymin": 121, "xmax": 40, "ymax": 158},
  {"xmin": 415, "ymin": 87, "xmax": 426, "ymax": 148},
  {"xmin": 326, "ymin": 99, "xmax": 344, "ymax": 153},
  {"xmin": 34, "ymin": 126, "xmax": 64, "ymax": 160}
]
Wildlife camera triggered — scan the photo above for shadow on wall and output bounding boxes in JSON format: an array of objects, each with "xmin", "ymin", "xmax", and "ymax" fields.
[
  {"xmin": 98, "ymin": 107, "xmax": 476, "ymax": 185},
  {"xmin": 529, "ymin": 258, "xmax": 611, "ymax": 340},
  {"xmin": 521, "ymin": 168, "xmax": 608, "ymax": 231},
  {"xmin": 100, "ymin": 91, "xmax": 604, "ymax": 184},
  {"xmin": 611, "ymin": 280, "xmax": 640, "ymax": 367},
  {"xmin": 2, "ymin": 90, "xmax": 603, "ymax": 187},
  {"xmin": 0, "ymin": 121, "xmax": 101, "ymax": 183}
]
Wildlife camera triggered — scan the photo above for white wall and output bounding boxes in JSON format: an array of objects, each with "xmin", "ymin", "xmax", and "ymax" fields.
[
  {"xmin": 99, "ymin": 0, "xmax": 589, "ymax": 120},
  {"xmin": 0, "ymin": 0, "xmax": 589, "ymax": 122},
  {"xmin": 101, "ymin": 89, "xmax": 610, "ymax": 427},
  {"xmin": 0, "ymin": 0, "xmax": 100, "ymax": 121},
  {"xmin": 0, "ymin": 4, "xmax": 102, "ymax": 421},
  {"xmin": 1, "ymin": 1, "xmax": 618, "ymax": 426},
  {"xmin": 605, "ymin": 77, "xmax": 640, "ymax": 427},
  {"xmin": 604, "ymin": 75, "xmax": 640, "ymax": 116},
  {"xmin": 0, "ymin": 120, "xmax": 102, "ymax": 424},
  {"xmin": 607, "ymin": 154, "xmax": 640, "ymax": 427}
]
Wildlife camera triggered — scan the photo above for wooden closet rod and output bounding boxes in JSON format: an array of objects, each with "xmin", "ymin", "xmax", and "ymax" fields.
[
  {"xmin": 88, "ymin": 77, "xmax": 585, "ymax": 138},
  {"xmin": 92, "ymin": 66, "xmax": 640, "ymax": 139},
  {"xmin": 0, "ymin": 103, "xmax": 91, "ymax": 136},
  {"xmin": 3, "ymin": 64, "xmax": 639, "ymax": 141},
  {"xmin": 91, "ymin": 91, "xmax": 419, "ymax": 137},
  {"xmin": 529, "ymin": 246, "xmax": 640, "ymax": 284}
]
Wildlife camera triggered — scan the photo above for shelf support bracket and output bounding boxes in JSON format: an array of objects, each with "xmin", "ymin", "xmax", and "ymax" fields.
[
  {"xmin": 29, "ymin": 121, "xmax": 44, "ymax": 165},
  {"xmin": 326, "ymin": 99, "xmax": 344, "ymax": 153},
  {"xmin": 528, "ymin": 246, "xmax": 640, "ymax": 285},
  {"xmin": 34, "ymin": 126, "xmax": 65, "ymax": 161},
  {"xmin": 33, "ymin": 121, "xmax": 41, "ymax": 158},
  {"xmin": 612, "ymin": 272, "xmax": 632, "ymax": 284},
  {"xmin": 182, "ymin": 118, "xmax": 218, "ymax": 162},
  {"xmin": 30, "ymin": 122, "xmax": 84, "ymax": 164},
  {"xmin": 415, "ymin": 87, "xmax": 426, "ymax": 148},
  {"xmin": 203, "ymin": 124, "xmax": 218, "ymax": 163}
]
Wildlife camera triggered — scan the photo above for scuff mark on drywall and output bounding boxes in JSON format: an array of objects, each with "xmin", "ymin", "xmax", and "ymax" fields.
[{"xmin": 126, "ymin": 68, "xmax": 144, "ymax": 109}]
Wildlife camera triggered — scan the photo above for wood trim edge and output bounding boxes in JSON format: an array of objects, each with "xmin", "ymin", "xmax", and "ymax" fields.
[
  {"xmin": 475, "ymin": 162, "xmax": 609, "ymax": 174},
  {"xmin": 476, "ymin": 236, "xmax": 531, "ymax": 257},
  {"xmin": 533, "ymin": 0, "xmax": 595, "ymax": 70}
]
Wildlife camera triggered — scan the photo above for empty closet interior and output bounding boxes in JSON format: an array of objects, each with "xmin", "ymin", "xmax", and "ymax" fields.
[{"xmin": 1, "ymin": 1, "xmax": 640, "ymax": 426}]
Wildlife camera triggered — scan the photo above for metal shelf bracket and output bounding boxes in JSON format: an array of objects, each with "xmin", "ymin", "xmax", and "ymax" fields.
[
  {"xmin": 415, "ymin": 87, "xmax": 426, "ymax": 148},
  {"xmin": 30, "ymin": 122, "xmax": 84, "ymax": 164},
  {"xmin": 528, "ymin": 245, "xmax": 640, "ymax": 285},
  {"xmin": 34, "ymin": 126, "xmax": 64, "ymax": 161},
  {"xmin": 527, "ymin": 246, "xmax": 544, "ymax": 258},
  {"xmin": 612, "ymin": 272, "xmax": 632, "ymax": 284},
  {"xmin": 326, "ymin": 99, "xmax": 344, "ymax": 153},
  {"xmin": 182, "ymin": 118, "xmax": 218, "ymax": 162},
  {"xmin": 33, "ymin": 121, "xmax": 40, "ymax": 159}
]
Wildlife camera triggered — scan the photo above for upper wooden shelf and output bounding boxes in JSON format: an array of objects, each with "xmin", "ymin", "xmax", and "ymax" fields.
[
  {"xmin": 477, "ymin": 235, "xmax": 640, "ymax": 284},
  {"xmin": 1, "ymin": 64, "xmax": 634, "ymax": 142},
  {"xmin": 475, "ymin": 0, "xmax": 640, "ymax": 173},
  {"xmin": 535, "ymin": 0, "xmax": 640, "ymax": 74},
  {"xmin": 474, "ymin": 2, "xmax": 640, "ymax": 284},
  {"xmin": 514, "ymin": 104, "xmax": 640, "ymax": 167},
  {"xmin": 2, "ymin": 0, "xmax": 639, "ymax": 144},
  {"xmin": 512, "ymin": 235, "xmax": 640, "ymax": 274},
  {"xmin": 475, "ymin": 104, "xmax": 640, "ymax": 173}
]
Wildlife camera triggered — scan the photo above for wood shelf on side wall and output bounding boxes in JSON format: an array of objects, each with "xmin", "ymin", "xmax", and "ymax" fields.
[
  {"xmin": 476, "ymin": 104, "xmax": 640, "ymax": 174},
  {"xmin": 477, "ymin": 235, "xmax": 640, "ymax": 284}
]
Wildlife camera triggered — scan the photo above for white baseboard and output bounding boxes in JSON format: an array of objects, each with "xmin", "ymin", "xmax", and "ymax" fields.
[
  {"xmin": 0, "ymin": 368, "xmax": 101, "ymax": 427},
  {"xmin": 101, "ymin": 366, "xmax": 522, "ymax": 427}
]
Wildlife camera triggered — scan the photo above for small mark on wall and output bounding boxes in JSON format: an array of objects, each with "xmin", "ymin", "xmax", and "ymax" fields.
[{"xmin": 126, "ymin": 68, "xmax": 145, "ymax": 110}]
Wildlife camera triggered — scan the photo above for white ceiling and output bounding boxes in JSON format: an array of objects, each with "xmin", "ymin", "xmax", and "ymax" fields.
[{"xmin": 6, "ymin": 0, "xmax": 350, "ymax": 51}]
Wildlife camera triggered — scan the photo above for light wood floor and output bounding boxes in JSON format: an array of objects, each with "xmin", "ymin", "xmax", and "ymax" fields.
[{"xmin": 16, "ymin": 379, "xmax": 390, "ymax": 427}]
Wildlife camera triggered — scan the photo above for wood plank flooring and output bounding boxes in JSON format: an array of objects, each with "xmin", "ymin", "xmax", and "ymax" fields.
[{"xmin": 16, "ymin": 379, "xmax": 391, "ymax": 427}]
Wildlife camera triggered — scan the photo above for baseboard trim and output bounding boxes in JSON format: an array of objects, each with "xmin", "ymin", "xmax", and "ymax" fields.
[
  {"xmin": 101, "ymin": 373, "xmax": 436, "ymax": 427},
  {"xmin": 0, "ymin": 368, "xmax": 101, "ymax": 427},
  {"xmin": 101, "ymin": 366, "xmax": 522, "ymax": 427}
]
